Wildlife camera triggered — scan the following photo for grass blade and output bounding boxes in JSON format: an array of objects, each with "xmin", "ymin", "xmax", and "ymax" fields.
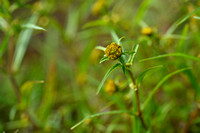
[
  {"xmin": 12, "ymin": 14, "xmax": 39, "ymax": 72},
  {"xmin": 136, "ymin": 65, "xmax": 163, "ymax": 86},
  {"xmin": 183, "ymin": 68, "xmax": 200, "ymax": 99},
  {"xmin": 142, "ymin": 67, "xmax": 191, "ymax": 110},
  {"xmin": 22, "ymin": 24, "xmax": 46, "ymax": 31},
  {"xmin": 71, "ymin": 110, "xmax": 133, "ymax": 130},
  {"xmin": 96, "ymin": 63, "xmax": 121, "ymax": 94},
  {"xmin": 176, "ymin": 7, "xmax": 200, "ymax": 26},
  {"xmin": 194, "ymin": 16, "xmax": 200, "ymax": 20},
  {"xmin": 133, "ymin": 0, "xmax": 152, "ymax": 25},
  {"xmin": 177, "ymin": 24, "xmax": 188, "ymax": 52},
  {"xmin": 140, "ymin": 53, "xmax": 200, "ymax": 62},
  {"xmin": 0, "ymin": 32, "xmax": 10, "ymax": 58}
]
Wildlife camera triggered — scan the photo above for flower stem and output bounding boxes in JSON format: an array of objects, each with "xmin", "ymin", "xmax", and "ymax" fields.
[
  {"xmin": 127, "ymin": 69, "xmax": 147, "ymax": 129},
  {"xmin": 9, "ymin": 76, "xmax": 21, "ymax": 103}
]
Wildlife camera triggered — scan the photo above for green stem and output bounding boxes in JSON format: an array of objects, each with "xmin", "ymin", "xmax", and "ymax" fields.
[
  {"xmin": 127, "ymin": 69, "xmax": 147, "ymax": 130},
  {"xmin": 9, "ymin": 76, "xmax": 21, "ymax": 103}
]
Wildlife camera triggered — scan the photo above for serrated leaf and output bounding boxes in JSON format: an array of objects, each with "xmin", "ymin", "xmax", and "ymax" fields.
[
  {"xmin": 22, "ymin": 23, "xmax": 46, "ymax": 31},
  {"xmin": 140, "ymin": 53, "xmax": 200, "ymax": 62},
  {"xmin": 142, "ymin": 67, "xmax": 191, "ymax": 110},
  {"xmin": 96, "ymin": 63, "xmax": 121, "ymax": 94},
  {"xmin": 136, "ymin": 65, "xmax": 163, "ymax": 87},
  {"xmin": 99, "ymin": 56, "xmax": 109, "ymax": 63},
  {"xmin": 71, "ymin": 110, "xmax": 134, "ymax": 130}
]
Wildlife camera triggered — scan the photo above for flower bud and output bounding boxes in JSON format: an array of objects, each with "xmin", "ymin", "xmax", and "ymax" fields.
[
  {"xmin": 141, "ymin": 27, "xmax": 153, "ymax": 36},
  {"xmin": 105, "ymin": 42, "xmax": 122, "ymax": 60}
]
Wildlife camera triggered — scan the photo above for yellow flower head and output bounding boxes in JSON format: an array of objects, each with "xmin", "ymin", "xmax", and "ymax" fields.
[
  {"xmin": 141, "ymin": 27, "xmax": 153, "ymax": 36},
  {"xmin": 105, "ymin": 79, "xmax": 116, "ymax": 95},
  {"xmin": 105, "ymin": 42, "xmax": 122, "ymax": 60},
  {"xmin": 92, "ymin": 0, "xmax": 106, "ymax": 16}
]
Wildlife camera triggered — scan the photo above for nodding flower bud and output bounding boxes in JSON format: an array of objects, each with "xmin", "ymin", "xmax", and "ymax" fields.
[{"xmin": 105, "ymin": 42, "xmax": 122, "ymax": 60}]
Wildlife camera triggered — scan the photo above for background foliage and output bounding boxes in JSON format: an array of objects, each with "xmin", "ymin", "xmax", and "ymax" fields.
[{"xmin": 0, "ymin": 0, "xmax": 200, "ymax": 132}]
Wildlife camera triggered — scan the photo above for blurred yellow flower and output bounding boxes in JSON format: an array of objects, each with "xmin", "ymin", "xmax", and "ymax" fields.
[
  {"xmin": 102, "ymin": 15, "xmax": 110, "ymax": 23},
  {"xmin": 141, "ymin": 27, "xmax": 153, "ymax": 36},
  {"xmin": 32, "ymin": 1, "xmax": 44, "ymax": 13},
  {"xmin": 90, "ymin": 49, "xmax": 102, "ymax": 64},
  {"xmin": 105, "ymin": 42, "xmax": 122, "ymax": 60},
  {"xmin": 111, "ymin": 13, "xmax": 120, "ymax": 24},
  {"xmin": 105, "ymin": 79, "xmax": 116, "ymax": 95},
  {"xmin": 92, "ymin": 0, "xmax": 106, "ymax": 16}
]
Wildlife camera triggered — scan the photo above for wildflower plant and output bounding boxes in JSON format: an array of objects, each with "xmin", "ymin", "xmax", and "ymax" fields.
[
  {"xmin": 71, "ymin": 32, "xmax": 192, "ymax": 131},
  {"xmin": 96, "ymin": 36, "xmax": 148, "ymax": 129}
]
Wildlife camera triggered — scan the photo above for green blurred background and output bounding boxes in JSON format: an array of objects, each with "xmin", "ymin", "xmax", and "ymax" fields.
[{"xmin": 0, "ymin": 0, "xmax": 200, "ymax": 132}]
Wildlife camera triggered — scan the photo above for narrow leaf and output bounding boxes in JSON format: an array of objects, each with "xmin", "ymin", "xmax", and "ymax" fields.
[
  {"xmin": 100, "ymin": 56, "xmax": 109, "ymax": 63},
  {"xmin": 0, "ymin": 32, "xmax": 11, "ymax": 57},
  {"xmin": 71, "ymin": 110, "xmax": 134, "ymax": 130},
  {"xmin": 12, "ymin": 14, "xmax": 39, "ymax": 72},
  {"xmin": 142, "ymin": 67, "xmax": 191, "ymax": 110},
  {"xmin": 133, "ymin": 0, "xmax": 152, "ymax": 25},
  {"xmin": 122, "ymin": 51, "xmax": 136, "ymax": 55},
  {"xmin": 127, "ymin": 44, "xmax": 139, "ymax": 65},
  {"xmin": 96, "ymin": 63, "xmax": 121, "ymax": 94},
  {"xmin": 118, "ymin": 36, "xmax": 125, "ymax": 45},
  {"xmin": 177, "ymin": 24, "xmax": 188, "ymax": 52},
  {"xmin": 176, "ymin": 7, "xmax": 200, "ymax": 26},
  {"xmin": 194, "ymin": 16, "xmax": 200, "ymax": 20},
  {"xmin": 95, "ymin": 46, "xmax": 106, "ymax": 51},
  {"xmin": 111, "ymin": 30, "xmax": 119, "ymax": 43},
  {"xmin": 136, "ymin": 65, "xmax": 163, "ymax": 86},
  {"xmin": 22, "ymin": 24, "xmax": 46, "ymax": 31},
  {"xmin": 118, "ymin": 57, "xmax": 126, "ymax": 74},
  {"xmin": 140, "ymin": 53, "xmax": 200, "ymax": 62},
  {"xmin": 82, "ymin": 20, "xmax": 106, "ymax": 29}
]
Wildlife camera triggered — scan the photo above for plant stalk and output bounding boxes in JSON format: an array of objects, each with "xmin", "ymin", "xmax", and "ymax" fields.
[
  {"xmin": 127, "ymin": 69, "xmax": 147, "ymax": 129},
  {"xmin": 9, "ymin": 76, "xmax": 21, "ymax": 103}
]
